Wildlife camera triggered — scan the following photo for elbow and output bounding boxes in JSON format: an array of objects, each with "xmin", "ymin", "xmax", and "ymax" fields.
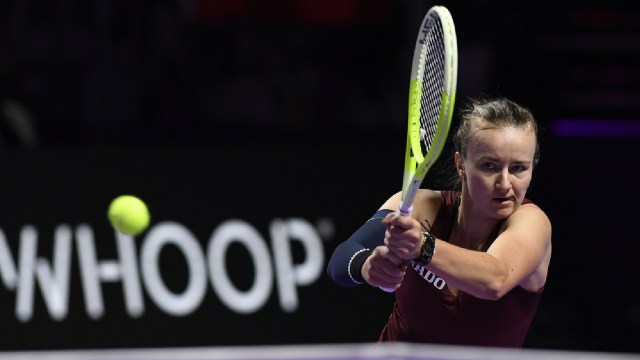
[
  {"xmin": 483, "ymin": 285, "xmax": 507, "ymax": 301},
  {"xmin": 326, "ymin": 257, "xmax": 345, "ymax": 287},
  {"xmin": 328, "ymin": 271, "xmax": 360, "ymax": 288},
  {"xmin": 482, "ymin": 274, "xmax": 510, "ymax": 300}
]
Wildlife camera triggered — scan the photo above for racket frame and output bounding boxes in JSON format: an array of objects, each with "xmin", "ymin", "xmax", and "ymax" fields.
[{"xmin": 398, "ymin": 5, "xmax": 458, "ymax": 217}]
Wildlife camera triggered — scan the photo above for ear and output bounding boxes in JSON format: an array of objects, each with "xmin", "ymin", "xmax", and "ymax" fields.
[{"xmin": 454, "ymin": 152, "xmax": 465, "ymax": 174}]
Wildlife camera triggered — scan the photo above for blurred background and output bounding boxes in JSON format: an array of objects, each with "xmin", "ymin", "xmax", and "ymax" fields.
[{"xmin": 0, "ymin": 0, "xmax": 639, "ymax": 355}]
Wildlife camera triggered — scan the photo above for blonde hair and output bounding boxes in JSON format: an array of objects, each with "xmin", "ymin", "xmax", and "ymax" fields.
[
  {"xmin": 453, "ymin": 97, "xmax": 540, "ymax": 164},
  {"xmin": 449, "ymin": 97, "xmax": 540, "ymax": 190}
]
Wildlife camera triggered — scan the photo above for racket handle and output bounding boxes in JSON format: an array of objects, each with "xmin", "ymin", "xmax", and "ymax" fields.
[
  {"xmin": 380, "ymin": 203, "xmax": 412, "ymax": 293},
  {"xmin": 397, "ymin": 201, "xmax": 412, "ymax": 217}
]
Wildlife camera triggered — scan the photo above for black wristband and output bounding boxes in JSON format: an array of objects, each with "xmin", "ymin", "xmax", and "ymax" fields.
[
  {"xmin": 412, "ymin": 231, "xmax": 436, "ymax": 266},
  {"xmin": 348, "ymin": 248, "xmax": 373, "ymax": 284}
]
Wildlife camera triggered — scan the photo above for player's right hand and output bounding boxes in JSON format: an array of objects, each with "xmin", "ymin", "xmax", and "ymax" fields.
[
  {"xmin": 382, "ymin": 212, "xmax": 423, "ymax": 261},
  {"xmin": 362, "ymin": 245, "xmax": 407, "ymax": 290}
]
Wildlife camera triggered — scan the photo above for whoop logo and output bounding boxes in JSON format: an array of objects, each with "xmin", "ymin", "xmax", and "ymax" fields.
[{"xmin": 0, "ymin": 218, "xmax": 332, "ymax": 322}]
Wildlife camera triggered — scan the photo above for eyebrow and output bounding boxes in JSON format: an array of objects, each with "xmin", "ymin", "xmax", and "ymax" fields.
[{"xmin": 476, "ymin": 155, "xmax": 532, "ymax": 165}]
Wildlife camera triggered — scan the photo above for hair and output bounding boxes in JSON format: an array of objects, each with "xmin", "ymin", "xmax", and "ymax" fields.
[{"xmin": 449, "ymin": 97, "xmax": 541, "ymax": 190}]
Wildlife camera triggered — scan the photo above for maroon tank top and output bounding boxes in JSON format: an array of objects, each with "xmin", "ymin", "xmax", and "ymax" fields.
[{"xmin": 379, "ymin": 190, "xmax": 542, "ymax": 347}]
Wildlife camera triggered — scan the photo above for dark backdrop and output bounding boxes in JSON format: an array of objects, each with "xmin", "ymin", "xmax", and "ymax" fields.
[{"xmin": 0, "ymin": 0, "xmax": 638, "ymax": 354}]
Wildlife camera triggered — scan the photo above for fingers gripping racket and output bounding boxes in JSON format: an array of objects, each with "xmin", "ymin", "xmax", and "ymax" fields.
[
  {"xmin": 399, "ymin": 5, "xmax": 458, "ymax": 216},
  {"xmin": 380, "ymin": 6, "xmax": 457, "ymax": 292}
]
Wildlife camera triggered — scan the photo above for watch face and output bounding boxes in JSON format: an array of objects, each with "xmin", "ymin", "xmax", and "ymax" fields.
[{"xmin": 414, "ymin": 231, "xmax": 435, "ymax": 265}]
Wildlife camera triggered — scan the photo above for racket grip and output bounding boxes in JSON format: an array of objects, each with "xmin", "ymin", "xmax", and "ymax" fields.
[{"xmin": 397, "ymin": 202, "xmax": 412, "ymax": 217}]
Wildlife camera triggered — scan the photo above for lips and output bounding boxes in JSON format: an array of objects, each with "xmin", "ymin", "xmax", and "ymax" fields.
[{"xmin": 492, "ymin": 197, "xmax": 514, "ymax": 204}]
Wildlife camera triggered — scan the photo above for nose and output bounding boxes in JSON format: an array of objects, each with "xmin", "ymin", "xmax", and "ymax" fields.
[{"xmin": 495, "ymin": 168, "xmax": 512, "ymax": 191}]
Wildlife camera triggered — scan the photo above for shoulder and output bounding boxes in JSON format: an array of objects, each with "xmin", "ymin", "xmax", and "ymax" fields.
[
  {"xmin": 503, "ymin": 203, "xmax": 552, "ymax": 240},
  {"xmin": 410, "ymin": 189, "xmax": 444, "ymax": 224},
  {"xmin": 379, "ymin": 189, "xmax": 443, "ymax": 214},
  {"xmin": 415, "ymin": 189, "xmax": 443, "ymax": 205},
  {"xmin": 510, "ymin": 203, "xmax": 550, "ymax": 225}
]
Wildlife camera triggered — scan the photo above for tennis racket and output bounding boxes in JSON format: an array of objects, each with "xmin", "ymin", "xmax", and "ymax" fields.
[
  {"xmin": 398, "ymin": 5, "xmax": 458, "ymax": 216},
  {"xmin": 381, "ymin": 5, "xmax": 457, "ymax": 292}
]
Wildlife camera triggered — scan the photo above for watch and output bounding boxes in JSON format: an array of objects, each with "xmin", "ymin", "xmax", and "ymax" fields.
[{"xmin": 412, "ymin": 230, "xmax": 436, "ymax": 265}]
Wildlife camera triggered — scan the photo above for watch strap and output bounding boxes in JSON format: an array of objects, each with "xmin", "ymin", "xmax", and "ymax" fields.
[{"xmin": 412, "ymin": 230, "xmax": 436, "ymax": 265}]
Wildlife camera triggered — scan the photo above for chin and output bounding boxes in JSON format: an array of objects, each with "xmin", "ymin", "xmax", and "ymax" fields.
[
  {"xmin": 492, "ymin": 203, "xmax": 517, "ymax": 219},
  {"xmin": 494, "ymin": 209, "xmax": 514, "ymax": 219}
]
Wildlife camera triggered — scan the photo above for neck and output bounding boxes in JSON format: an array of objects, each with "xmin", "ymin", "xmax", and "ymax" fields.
[{"xmin": 453, "ymin": 192, "xmax": 501, "ymax": 250}]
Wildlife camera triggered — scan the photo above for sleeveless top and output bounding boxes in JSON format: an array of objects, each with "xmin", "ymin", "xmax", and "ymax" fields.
[{"xmin": 378, "ymin": 190, "xmax": 542, "ymax": 347}]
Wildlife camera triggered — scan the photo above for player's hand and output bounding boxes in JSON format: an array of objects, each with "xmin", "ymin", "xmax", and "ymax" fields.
[
  {"xmin": 382, "ymin": 212, "xmax": 423, "ymax": 261},
  {"xmin": 362, "ymin": 245, "xmax": 407, "ymax": 290}
]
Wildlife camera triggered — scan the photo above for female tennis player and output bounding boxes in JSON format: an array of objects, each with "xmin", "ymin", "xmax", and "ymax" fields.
[{"xmin": 327, "ymin": 97, "xmax": 552, "ymax": 347}]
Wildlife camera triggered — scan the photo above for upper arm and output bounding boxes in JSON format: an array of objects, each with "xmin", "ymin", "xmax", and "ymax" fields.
[
  {"xmin": 487, "ymin": 203, "xmax": 552, "ymax": 293},
  {"xmin": 379, "ymin": 190, "xmax": 442, "ymax": 221}
]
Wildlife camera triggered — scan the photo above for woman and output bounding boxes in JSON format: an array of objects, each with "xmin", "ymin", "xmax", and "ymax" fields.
[{"xmin": 327, "ymin": 97, "xmax": 552, "ymax": 347}]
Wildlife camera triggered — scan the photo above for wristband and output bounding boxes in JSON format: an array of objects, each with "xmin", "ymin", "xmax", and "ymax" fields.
[
  {"xmin": 412, "ymin": 231, "xmax": 436, "ymax": 265},
  {"xmin": 348, "ymin": 248, "xmax": 373, "ymax": 284}
]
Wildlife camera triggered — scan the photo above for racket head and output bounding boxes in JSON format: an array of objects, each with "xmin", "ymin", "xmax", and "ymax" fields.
[{"xmin": 399, "ymin": 5, "xmax": 458, "ymax": 216}]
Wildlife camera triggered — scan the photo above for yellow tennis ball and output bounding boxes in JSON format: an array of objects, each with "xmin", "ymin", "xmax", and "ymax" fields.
[{"xmin": 108, "ymin": 195, "xmax": 150, "ymax": 235}]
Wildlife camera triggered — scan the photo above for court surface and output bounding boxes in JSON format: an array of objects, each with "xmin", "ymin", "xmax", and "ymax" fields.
[{"xmin": 1, "ymin": 343, "xmax": 639, "ymax": 360}]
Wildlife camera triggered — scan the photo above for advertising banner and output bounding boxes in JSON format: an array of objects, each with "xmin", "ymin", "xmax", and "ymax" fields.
[{"xmin": 0, "ymin": 146, "xmax": 397, "ymax": 350}]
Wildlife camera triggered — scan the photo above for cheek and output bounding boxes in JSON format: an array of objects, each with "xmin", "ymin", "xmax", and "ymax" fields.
[
  {"xmin": 465, "ymin": 173, "xmax": 493, "ymax": 193},
  {"xmin": 514, "ymin": 176, "xmax": 533, "ymax": 195}
]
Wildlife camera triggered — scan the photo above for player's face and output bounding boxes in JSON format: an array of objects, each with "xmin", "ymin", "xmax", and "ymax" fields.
[{"xmin": 459, "ymin": 125, "xmax": 537, "ymax": 219}]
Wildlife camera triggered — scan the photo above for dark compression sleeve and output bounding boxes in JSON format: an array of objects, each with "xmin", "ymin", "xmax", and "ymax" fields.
[{"xmin": 327, "ymin": 209, "xmax": 393, "ymax": 287}]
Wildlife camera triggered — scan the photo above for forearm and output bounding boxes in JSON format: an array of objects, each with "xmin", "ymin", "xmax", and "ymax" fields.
[
  {"xmin": 327, "ymin": 210, "xmax": 392, "ymax": 287},
  {"xmin": 427, "ymin": 240, "xmax": 509, "ymax": 300},
  {"xmin": 327, "ymin": 242, "xmax": 373, "ymax": 287}
]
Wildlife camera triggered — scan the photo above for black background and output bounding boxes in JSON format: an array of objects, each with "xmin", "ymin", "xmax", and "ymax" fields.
[{"xmin": 0, "ymin": 0, "xmax": 639, "ymax": 354}]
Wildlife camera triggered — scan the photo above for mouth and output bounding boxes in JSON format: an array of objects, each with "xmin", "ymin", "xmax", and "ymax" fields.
[{"xmin": 492, "ymin": 197, "xmax": 515, "ymax": 205}]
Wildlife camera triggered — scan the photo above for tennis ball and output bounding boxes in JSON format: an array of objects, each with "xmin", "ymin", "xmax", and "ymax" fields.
[{"xmin": 108, "ymin": 195, "xmax": 150, "ymax": 235}]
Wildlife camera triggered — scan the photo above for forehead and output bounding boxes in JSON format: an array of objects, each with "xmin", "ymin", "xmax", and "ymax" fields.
[{"xmin": 467, "ymin": 126, "xmax": 537, "ymax": 159}]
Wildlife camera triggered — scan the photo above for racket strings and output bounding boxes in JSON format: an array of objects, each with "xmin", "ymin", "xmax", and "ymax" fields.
[{"xmin": 419, "ymin": 17, "xmax": 447, "ymax": 156}]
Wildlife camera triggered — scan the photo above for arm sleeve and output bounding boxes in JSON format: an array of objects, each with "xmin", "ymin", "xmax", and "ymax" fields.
[{"xmin": 326, "ymin": 209, "xmax": 393, "ymax": 287}]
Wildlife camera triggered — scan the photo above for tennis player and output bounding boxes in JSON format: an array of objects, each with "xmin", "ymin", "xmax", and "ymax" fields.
[{"xmin": 327, "ymin": 97, "xmax": 552, "ymax": 347}]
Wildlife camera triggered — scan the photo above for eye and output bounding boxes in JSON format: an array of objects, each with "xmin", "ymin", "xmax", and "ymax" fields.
[
  {"xmin": 510, "ymin": 165, "xmax": 529, "ymax": 173},
  {"xmin": 481, "ymin": 162, "xmax": 497, "ymax": 171}
]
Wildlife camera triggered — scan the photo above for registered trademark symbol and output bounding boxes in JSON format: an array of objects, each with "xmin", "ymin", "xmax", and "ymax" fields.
[{"xmin": 315, "ymin": 218, "xmax": 335, "ymax": 241}]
